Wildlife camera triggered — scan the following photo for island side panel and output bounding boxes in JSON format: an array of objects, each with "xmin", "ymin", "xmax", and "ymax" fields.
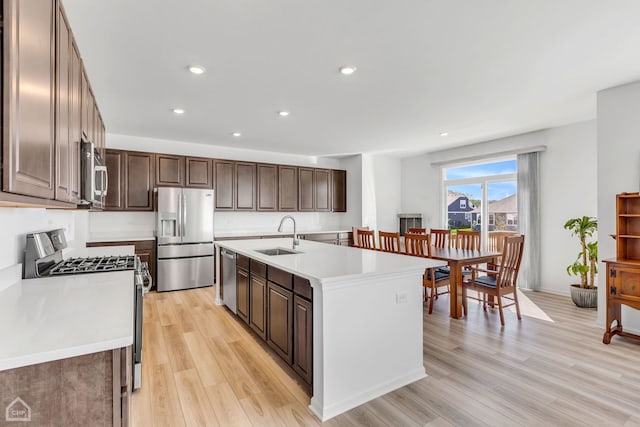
[{"xmin": 309, "ymin": 270, "xmax": 426, "ymax": 421}]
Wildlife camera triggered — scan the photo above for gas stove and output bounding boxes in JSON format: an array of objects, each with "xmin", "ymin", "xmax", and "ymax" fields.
[{"xmin": 48, "ymin": 255, "xmax": 137, "ymax": 276}]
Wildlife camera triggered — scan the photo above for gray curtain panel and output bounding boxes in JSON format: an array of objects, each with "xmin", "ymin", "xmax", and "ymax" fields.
[{"xmin": 517, "ymin": 152, "xmax": 541, "ymax": 290}]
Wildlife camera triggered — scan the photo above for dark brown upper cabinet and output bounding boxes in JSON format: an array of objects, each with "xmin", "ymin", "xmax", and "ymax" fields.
[
  {"xmin": 214, "ymin": 160, "xmax": 234, "ymax": 211},
  {"xmin": 257, "ymin": 164, "xmax": 278, "ymax": 211},
  {"xmin": 186, "ymin": 157, "xmax": 212, "ymax": 188},
  {"xmin": 298, "ymin": 168, "xmax": 314, "ymax": 212},
  {"xmin": 156, "ymin": 154, "xmax": 185, "ymax": 187},
  {"xmin": 3, "ymin": 0, "xmax": 56, "ymax": 199},
  {"xmin": 314, "ymin": 169, "xmax": 331, "ymax": 212},
  {"xmin": 278, "ymin": 166, "xmax": 298, "ymax": 212},
  {"xmin": 104, "ymin": 150, "xmax": 124, "ymax": 210},
  {"xmin": 236, "ymin": 162, "xmax": 256, "ymax": 211},
  {"xmin": 68, "ymin": 42, "xmax": 83, "ymax": 203},
  {"xmin": 104, "ymin": 150, "xmax": 154, "ymax": 211},
  {"xmin": 125, "ymin": 152, "xmax": 154, "ymax": 210},
  {"xmin": 331, "ymin": 170, "xmax": 347, "ymax": 212},
  {"xmin": 55, "ymin": 6, "xmax": 72, "ymax": 203}
]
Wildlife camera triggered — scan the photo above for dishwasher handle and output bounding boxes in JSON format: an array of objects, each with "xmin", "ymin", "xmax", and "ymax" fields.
[{"xmin": 221, "ymin": 249, "xmax": 236, "ymax": 259}]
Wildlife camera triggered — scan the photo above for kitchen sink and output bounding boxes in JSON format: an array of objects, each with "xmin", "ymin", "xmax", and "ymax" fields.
[{"xmin": 255, "ymin": 248, "xmax": 303, "ymax": 256}]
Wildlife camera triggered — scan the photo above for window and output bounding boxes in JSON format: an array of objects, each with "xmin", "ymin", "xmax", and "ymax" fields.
[{"xmin": 444, "ymin": 157, "xmax": 517, "ymax": 248}]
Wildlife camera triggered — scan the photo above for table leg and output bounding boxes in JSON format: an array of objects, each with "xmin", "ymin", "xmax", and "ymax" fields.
[{"xmin": 449, "ymin": 261, "xmax": 463, "ymax": 318}]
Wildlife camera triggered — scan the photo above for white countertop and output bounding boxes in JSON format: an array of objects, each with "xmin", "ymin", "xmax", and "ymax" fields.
[
  {"xmin": 214, "ymin": 229, "xmax": 351, "ymax": 239},
  {"xmin": 86, "ymin": 232, "xmax": 155, "ymax": 243},
  {"xmin": 0, "ymin": 245, "xmax": 136, "ymax": 371},
  {"xmin": 215, "ymin": 238, "xmax": 445, "ymax": 284}
]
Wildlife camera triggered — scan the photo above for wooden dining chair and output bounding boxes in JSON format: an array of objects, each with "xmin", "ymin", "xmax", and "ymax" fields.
[
  {"xmin": 378, "ymin": 231, "xmax": 401, "ymax": 253},
  {"xmin": 404, "ymin": 233, "xmax": 450, "ymax": 314},
  {"xmin": 462, "ymin": 235, "xmax": 525, "ymax": 326},
  {"xmin": 352, "ymin": 226, "xmax": 370, "ymax": 248},
  {"xmin": 357, "ymin": 229, "xmax": 376, "ymax": 250},
  {"xmin": 455, "ymin": 230, "xmax": 481, "ymax": 250},
  {"xmin": 430, "ymin": 229, "xmax": 451, "ymax": 248},
  {"xmin": 408, "ymin": 227, "xmax": 427, "ymax": 234}
]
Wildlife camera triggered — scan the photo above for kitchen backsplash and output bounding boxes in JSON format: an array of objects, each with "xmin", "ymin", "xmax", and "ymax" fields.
[{"xmin": 87, "ymin": 210, "xmax": 350, "ymax": 238}]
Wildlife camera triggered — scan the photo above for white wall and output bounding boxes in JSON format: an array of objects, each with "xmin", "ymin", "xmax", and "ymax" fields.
[
  {"xmin": 370, "ymin": 155, "xmax": 402, "ymax": 232},
  {"xmin": 401, "ymin": 120, "xmax": 598, "ymax": 296},
  {"xmin": 0, "ymin": 209, "xmax": 89, "ymax": 271},
  {"xmin": 597, "ymin": 80, "xmax": 640, "ymax": 331},
  {"xmin": 107, "ymin": 133, "xmax": 341, "ymax": 169}
]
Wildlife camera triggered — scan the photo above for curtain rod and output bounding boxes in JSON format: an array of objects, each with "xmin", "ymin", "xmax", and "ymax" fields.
[{"xmin": 430, "ymin": 145, "xmax": 547, "ymax": 167}]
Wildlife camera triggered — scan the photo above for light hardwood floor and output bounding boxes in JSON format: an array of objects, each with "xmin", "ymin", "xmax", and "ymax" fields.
[{"xmin": 132, "ymin": 288, "xmax": 640, "ymax": 426}]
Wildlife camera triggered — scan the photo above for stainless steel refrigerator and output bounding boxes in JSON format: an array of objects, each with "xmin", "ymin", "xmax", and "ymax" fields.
[{"xmin": 156, "ymin": 187, "xmax": 214, "ymax": 292}]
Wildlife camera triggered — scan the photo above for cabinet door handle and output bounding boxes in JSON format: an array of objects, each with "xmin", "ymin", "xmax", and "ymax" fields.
[{"xmin": 611, "ymin": 286, "xmax": 617, "ymax": 295}]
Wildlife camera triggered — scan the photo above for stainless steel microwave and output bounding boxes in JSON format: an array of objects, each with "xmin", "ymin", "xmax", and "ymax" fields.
[{"xmin": 81, "ymin": 139, "xmax": 107, "ymax": 208}]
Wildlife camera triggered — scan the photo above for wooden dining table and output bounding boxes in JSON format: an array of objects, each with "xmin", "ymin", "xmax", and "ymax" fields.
[{"xmin": 428, "ymin": 247, "xmax": 502, "ymax": 319}]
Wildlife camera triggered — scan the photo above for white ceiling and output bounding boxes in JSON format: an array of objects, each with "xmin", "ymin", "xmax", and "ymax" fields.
[{"xmin": 63, "ymin": 0, "xmax": 640, "ymax": 157}]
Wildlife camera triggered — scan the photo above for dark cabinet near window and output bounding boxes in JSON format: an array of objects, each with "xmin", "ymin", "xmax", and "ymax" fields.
[
  {"xmin": 186, "ymin": 157, "xmax": 212, "ymax": 188},
  {"xmin": 214, "ymin": 160, "xmax": 235, "ymax": 211},
  {"xmin": 156, "ymin": 154, "xmax": 185, "ymax": 187},
  {"xmin": 314, "ymin": 169, "xmax": 331, "ymax": 212},
  {"xmin": 298, "ymin": 168, "xmax": 315, "ymax": 212},
  {"xmin": 236, "ymin": 162, "xmax": 256, "ymax": 211},
  {"xmin": 257, "ymin": 164, "xmax": 278, "ymax": 211},
  {"xmin": 278, "ymin": 166, "xmax": 298, "ymax": 211},
  {"xmin": 104, "ymin": 149, "xmax": 154, "ymax": 211},
  {"xmin": 3, "ymin": 0, "xmax": 56, "ymax": 199},
  {"xmin": 331, "ymin": 170, "xmax": 347, "ymax": 212}
]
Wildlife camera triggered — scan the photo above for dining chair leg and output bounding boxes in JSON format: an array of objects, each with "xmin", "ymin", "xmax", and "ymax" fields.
[
  {"xmin": 497, "ymin": 296, "xmax": 505, "ymax": 326},
  {"xmin": 428, "ymin": 280, "xmax": 436, "ymax": 314},
  {"xmin": 514, "ymin": 288, "xmax": 522, "ymax": 321},
  {"xmin": 482, "ymin": 292, "xmax": 487, "ymax": 311}
]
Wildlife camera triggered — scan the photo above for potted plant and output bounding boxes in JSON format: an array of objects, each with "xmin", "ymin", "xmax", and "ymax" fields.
[{"xmin": 564, "ymin": 216, "xmax": 598, "ymax": 308}]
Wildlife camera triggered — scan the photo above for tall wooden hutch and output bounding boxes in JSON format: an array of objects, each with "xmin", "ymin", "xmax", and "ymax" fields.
[{"xmin": 603, "ymin": 192, "xmax": 640, "ymax": 344}]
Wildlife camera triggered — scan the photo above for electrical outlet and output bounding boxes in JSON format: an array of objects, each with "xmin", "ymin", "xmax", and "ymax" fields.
[{"xmin": 396, "ymin": 292, "xmax": 408, "ymax": 304}]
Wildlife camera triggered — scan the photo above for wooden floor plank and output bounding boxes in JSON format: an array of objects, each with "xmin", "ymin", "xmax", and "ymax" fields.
[
  {"xmin": 205, "ymin": 382, "xmax": 253, "ymax": 427},
  {"xmin": 174, "ymin": 369, "xmax": 220, "ymax": 426}
]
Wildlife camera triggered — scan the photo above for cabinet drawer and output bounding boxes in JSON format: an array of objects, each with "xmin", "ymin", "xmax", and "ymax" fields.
[
  {"xmin": 237, "ymin": 254, "xmax": 249, "ymax": 270},
  {"xmin": 268, "ymin": 265, "xmax": 293, "ymax": 290},
  {"xmin": 293, "ymin": 275, "xmax": 312, "ymax": 300},
  {"xmin": 251, "ymin": 259, "xmax": 267, "ymax": 278}
]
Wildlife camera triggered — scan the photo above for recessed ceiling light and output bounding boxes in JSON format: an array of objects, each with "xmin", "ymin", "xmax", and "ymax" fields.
[
  {"xmin": 188, "ymin": 65, "xmax": 206, "ymax": 75},
  {"xmin": 231, "ymin": 132, "xmax": 241, "ymax": 137},
  {"xmin": 173, "ymin": 108, "xmax": 185, "ymax": 115},
  {"xmin": 339, "ymin": 66, "xmax": 357, "ymax": 75},
  {"xmin": 278, "ymin": 111, "xmax": 290, "ymax": 117},
  {"xmin": 440, "ymin": 132, "xmax": 449, "ymax": 137}
]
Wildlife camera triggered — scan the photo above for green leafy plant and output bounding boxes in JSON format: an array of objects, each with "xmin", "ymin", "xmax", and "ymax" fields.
[{"xmin": 564, "ymin": 216, "xmax": 598, "ymax": 288}]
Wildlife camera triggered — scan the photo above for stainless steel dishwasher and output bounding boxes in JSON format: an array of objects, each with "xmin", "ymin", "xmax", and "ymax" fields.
[{"xmin": 221, "ymin": 248, "xmax": 237, "ymax": 314}]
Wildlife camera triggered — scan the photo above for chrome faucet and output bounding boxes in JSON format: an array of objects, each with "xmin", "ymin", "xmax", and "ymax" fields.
[{"xmin": 277, "ymin": 215, "xmax": 299, "ymax": 249}]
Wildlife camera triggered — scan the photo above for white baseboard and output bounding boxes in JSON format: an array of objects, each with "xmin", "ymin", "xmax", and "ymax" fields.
[{"xmin": 308, "ymin": 367, "xmax": 426, "ymax": 421}]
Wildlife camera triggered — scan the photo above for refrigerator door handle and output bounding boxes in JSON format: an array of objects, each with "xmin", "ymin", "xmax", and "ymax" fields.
[
  {"xmin": 176, "ymin": 190, "xmax": 182, "ymax": 238},
  {"xmin": 182, "ymin": 193, "xmax": 187, "ymax": 239}
]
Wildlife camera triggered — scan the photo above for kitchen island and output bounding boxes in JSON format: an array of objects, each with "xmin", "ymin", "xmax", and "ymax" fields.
[{"xmin": 214, "ymin": 238, "xmax": 446, "ymax": 421}]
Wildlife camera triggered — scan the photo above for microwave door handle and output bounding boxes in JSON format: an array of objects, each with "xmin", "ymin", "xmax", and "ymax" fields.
[
  {"xmin": 102, "ymin": 168, "xmax": 108, "ymax": 198},
  {"xmin": 94, "ymin": 165, "xmax": 107, "ymax": 196}
]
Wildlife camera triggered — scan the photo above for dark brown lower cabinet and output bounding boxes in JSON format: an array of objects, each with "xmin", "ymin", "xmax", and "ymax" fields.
[
  {"xmin": 0, "ymin": 346, "xmax": 131, "ymax": 426},
  {"xmin": 229, "ymin": 254, "xmax": 313, "ymax": 387},
  {"xmin": 293, "ymin": 295, "xmax": 313, "ymax": 384},
  {"xmin": 236, "ymin": 267, "xmax": 250, "ymax": 324},
  {"xmin": 249, "ymin": 274, "xmax": 267, "ymax": 339},
  {"xmin": 267, "ymin": 282, "xmax": 293, "ymax": 364}
]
